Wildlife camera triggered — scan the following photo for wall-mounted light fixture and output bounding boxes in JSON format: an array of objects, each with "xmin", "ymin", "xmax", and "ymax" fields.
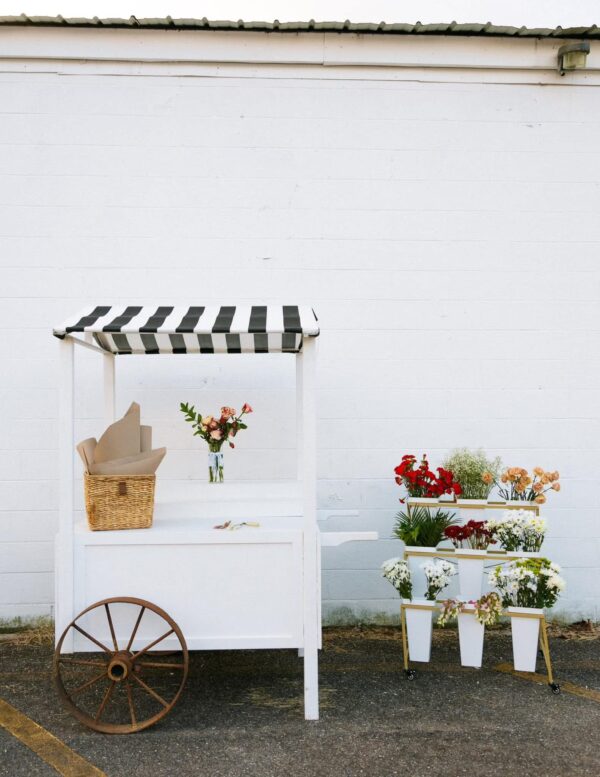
[{"xmin": 558, "ymin": 41, "xmax": 590, "ymax": 75}]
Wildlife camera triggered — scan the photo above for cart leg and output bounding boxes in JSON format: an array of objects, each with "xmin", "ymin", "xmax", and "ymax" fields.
[
  {"xmin": 539, "ymin": 617, "xmax": 560, "ymax": 693},
  {"xmin": 303, "ymin": 646, "xmax": 319, "ymax": 720},
  {"xmin": 401, "ymin": 605, "xmax": 415, "ymax": 679}
]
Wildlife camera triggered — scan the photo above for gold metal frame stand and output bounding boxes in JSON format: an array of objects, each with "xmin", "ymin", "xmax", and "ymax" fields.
[{"xmin": 400, "ymin": 602, "xmax": 560, "ymax": 693}]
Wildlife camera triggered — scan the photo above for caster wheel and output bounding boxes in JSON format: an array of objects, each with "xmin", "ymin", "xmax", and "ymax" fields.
[
  {"xmin": 405, "ymin": 669, "xmax": 416, "ymax": 681},
  {"xmin": 550, "ymin": 683, "xmax": 561, "ymax": 695}
]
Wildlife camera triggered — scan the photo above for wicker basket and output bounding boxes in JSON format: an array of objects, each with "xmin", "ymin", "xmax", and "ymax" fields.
[{"xmin": 84, "ymin": 473, "xmax": 155, "ymax": 531}]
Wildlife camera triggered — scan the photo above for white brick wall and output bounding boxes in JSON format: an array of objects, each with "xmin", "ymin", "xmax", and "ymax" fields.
[{"xmin": 1, "ymin": 28, "xmax": 599, "ymax": 623}]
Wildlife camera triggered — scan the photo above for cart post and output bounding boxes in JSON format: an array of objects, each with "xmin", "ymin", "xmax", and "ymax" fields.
[
  {"xmin": 301, "ymin": 336, "xmax": 319, "ymax": 720},
  {"xmin": 56, "ymin": 336, "xmax": 74, "ymax": 650},
  {"xmin": 103, "ymin": 351, "xmax": 116, "ymax": 425},
  {"xmin": 295, "ymin": 348, "xmax": 303, "ymax": 482}
]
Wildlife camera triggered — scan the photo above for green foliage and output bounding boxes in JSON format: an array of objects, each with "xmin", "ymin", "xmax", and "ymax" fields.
[
  {"xmin": 442, "ymin": 447, "xmax": 502, "ymax": 499},
  {"xmin": 180, "ymin": 401, "xmax": 202, "ymax": 434},
  {"xmin": 393, "ymin": 506, "xmax": 458, "ymax": 547}
]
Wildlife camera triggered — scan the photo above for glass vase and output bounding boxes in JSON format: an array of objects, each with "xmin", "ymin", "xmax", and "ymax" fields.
[{"xmin": 208, "ymin": 449, "xmax": 224, "ymax": 483}]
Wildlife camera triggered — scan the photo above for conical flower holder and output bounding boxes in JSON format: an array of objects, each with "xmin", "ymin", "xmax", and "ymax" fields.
[
  {"xmin": 508, "ymin": 607, "xmax": 542, "ymax": 672},
  {"xmin": 403, "ymin": 599, "xmax": 436, "ymax": 663},
  {"xmin": 458, "ymin": 606, "xmax": 485, "ymax": 668},
  {"xmin": 457, "ymin": 550, "xmax": 485, "ymax": 599},
  {"xmin": 208, "ymin": 450, "xmax": 224, "ymax": 483},
  {"xmin": 405, "ymin": 548, "xmax": 438, "ymax": 599}
]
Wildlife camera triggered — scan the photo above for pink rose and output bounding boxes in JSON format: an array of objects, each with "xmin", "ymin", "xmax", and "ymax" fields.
[
  {"xmin": 220, "ymin": 406, "xmax": 236, "ymax": 419},
  {"xmin": 210, "ymin": 429, "xmax": 223, "ymax": 440},
  {"xmin": 242, "ymin": 403, "xmax": 253, "ymax": 414}
]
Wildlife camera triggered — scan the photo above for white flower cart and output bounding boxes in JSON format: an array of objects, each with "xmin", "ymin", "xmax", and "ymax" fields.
[
  {"xmin": 400, "ymin": 498, "xmax": 559, "ymax": 693},
  {"xmin": 52, "ymin": 305, "xmax": 376, "ymax": 732}
]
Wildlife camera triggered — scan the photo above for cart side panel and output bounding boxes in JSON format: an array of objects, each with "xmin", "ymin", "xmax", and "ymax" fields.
[{"xmin": 72, "ymin": 538, "xmax": 303, "ymax": 651}]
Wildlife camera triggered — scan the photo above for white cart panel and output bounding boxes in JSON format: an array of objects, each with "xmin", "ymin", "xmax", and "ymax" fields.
[{"xmin": 73, "ymin": 535, "xmax": 304, "ymax": 651}]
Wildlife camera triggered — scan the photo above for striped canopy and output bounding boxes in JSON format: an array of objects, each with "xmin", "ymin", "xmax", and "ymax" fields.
[{"xmin": 53, "ymin": 305, "xmax": 319, "ymax": 355}]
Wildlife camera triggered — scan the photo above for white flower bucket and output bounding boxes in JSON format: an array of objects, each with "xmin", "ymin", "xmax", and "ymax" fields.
[
  {"xmin": 405, "ymin": 548, "xmax": 439, "ymax": 599},
  {"xmin": 457, "ymin": 550, "xmax": 485, "ymax": 599},
  {"xmin": 458, "ymin": 608, "xmax": 485, "ymax": 668},
  {"xmin": 508, "ymin": 607, "xmax": 542, "ymax": 672},
  {"xmin": 403, "ymin": 599, "xmax": 436, "ymax": 663}
]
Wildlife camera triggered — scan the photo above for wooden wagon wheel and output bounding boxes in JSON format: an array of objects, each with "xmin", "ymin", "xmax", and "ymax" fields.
[{"xmin": 53, "ymin": 597, "xmax": 188, "ymax": 734}]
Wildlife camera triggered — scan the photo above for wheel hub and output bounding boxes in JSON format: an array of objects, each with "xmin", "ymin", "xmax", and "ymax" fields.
[{"xmin": 107, "ymin": 651, "xmax": 132, "ymax": 682}]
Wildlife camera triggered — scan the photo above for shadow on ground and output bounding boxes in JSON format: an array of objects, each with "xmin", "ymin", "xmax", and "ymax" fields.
[{"xmin": 1, "ymin": 626, "xmax": 599, "ymax": 777}]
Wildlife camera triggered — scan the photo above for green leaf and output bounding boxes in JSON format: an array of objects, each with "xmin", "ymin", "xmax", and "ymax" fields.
[{"xmin": 393, "ymin": 506, "xmax": 458, "ymax": 547}]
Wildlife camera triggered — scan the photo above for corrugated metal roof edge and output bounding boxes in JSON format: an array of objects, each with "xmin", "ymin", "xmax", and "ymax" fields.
[{"xmin": 0, "ymin": 16, "xmax": 598, "ymax": 39}]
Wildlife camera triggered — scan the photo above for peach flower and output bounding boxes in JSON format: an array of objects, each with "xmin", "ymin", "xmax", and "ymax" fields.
[
  {"xmin": 552, "ymin": 483, "xmax": 561, "ymax": 492},
  {"xmin": 533, "ymin": 467, "xmax": 544, "ymax": 476},
  {"xmin": 220, "ymin": 407, "xmax": 236, "ymax": 419},
  {"xmin": 535, "ymin": 494, "xmax": 547, "ymax": 504},
  {"xmin": 533, "ymin": 482, "xmax": 544, "ymax": 493},
  {"xmin": 210, "ymin": 429, "xmax": 223, "ymax": 440},
  {"xmin": 482, "ymin": 472, "xmax": 494, "ymax": 484}
]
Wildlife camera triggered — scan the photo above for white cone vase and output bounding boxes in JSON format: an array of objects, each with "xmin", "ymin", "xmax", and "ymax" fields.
[
  {"xmin": 508, "ymin": 607, "xmax": 542, "ymax": 672},
  {"xmin": 403, "ymin": 598, "xmax": 436, "ymax": 663},
  {"xmin": 405, "ymin": 548, "xmax": 439, "ymax": 600},
  {"xmin": 457, "ymin": 607, "xmax": 485, "ymax": 668},
  {"xmin": 457, "ymin": 550, "xmax": 486, "ymax": 599}
]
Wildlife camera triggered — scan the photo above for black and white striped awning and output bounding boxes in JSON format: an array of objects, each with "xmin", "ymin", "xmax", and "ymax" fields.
[{"xmin": 53, "ymin": 305, "xmax": 319, "ymax": 354}]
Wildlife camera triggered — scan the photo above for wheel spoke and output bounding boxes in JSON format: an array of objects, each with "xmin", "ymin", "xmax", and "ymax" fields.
[
  {"xmin": 72, "ymin": 624, "xmax": 112, "ymax": 654},
  {"xmin": 95, "ymin": 681, "xmax": 116, "ymax": 722},
  {"xmin": 126, "ymin": 606, "xmax": 146, "ymax": 652},
  {"xmin": 125, "ymin": 680, "xmax": 137, "ymax": 726},
  {"xmin": 136, "ymin": 661, "xmax": 185, "ymax": 670},
  {"xmin": 104, "ymin": 603, "xmax": 118, "ymax": 651},
  {"xmin": 131, "ymin": 629, "xmax": 174, "ymax": 662},
  {"xmin": 59, "ymin": 658, "xmax": 108, "ymax": 669},
  {"xmin": 71, "ymin": 670, "xmax": 108, "ymax": 696},
  {"xmin": 130, "ymin": 672, "xmax": 169, "ymax": 708}
]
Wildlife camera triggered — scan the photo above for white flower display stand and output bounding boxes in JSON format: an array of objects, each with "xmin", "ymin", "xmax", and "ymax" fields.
[
  {"xmin": 52, "ymin": 305, "xmax": 378, "ymax": 725},
  {"xmin": 399, "ymin": 498, "xmax": 559, "ymax": 692}
]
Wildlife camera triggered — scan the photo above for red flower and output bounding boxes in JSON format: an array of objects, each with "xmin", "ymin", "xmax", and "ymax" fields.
[{"xmin": 395, "ymin": 453, "xmax": 461, "ymax": 500}]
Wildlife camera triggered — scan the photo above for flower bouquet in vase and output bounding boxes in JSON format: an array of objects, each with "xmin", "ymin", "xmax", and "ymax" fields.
[
  {"xmin": 486, "ymin": 509, "xmax": 546, "ymax": 555},
  {"xmin": 491, "ymin": 558, "xmax": 565, "ymax": 672},
  {"xmin": 491, "ymin": 466, "xmax": 560, "ymax": 506},
  {"xmin": 444, "ymin": 520, "xmax": 493, "ymax": 599},
  {"xmin": 439, "ymin": 592, "xmax": 503, "ymax": 668},
  {"xmin": 406, "ymin": 560, "xmax": 454, "ymax": 663},
  {"xmin": 180, "ymin": 402, "xmax": 252, "ymax": 483},
  {"xmin": 441, "ymin": 448, "xmax": 502, "ymax": 501}
]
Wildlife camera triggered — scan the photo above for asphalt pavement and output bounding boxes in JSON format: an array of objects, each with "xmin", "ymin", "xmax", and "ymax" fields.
[{"xmin": 1, "ymin": 626, "xmax": 599, "ymax": 777}]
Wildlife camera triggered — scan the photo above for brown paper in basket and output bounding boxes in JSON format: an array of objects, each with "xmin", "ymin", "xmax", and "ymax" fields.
[
  {"xmin": 89, "ymin": 447, "xmax": 166, "ymax": 476},
  {"xmin": 94, "ymin": 402, "xmax": 141, "ymax": 463}
]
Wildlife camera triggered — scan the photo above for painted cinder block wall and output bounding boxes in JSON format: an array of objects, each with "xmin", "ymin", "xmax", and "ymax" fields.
[{"xmin": 0, "ymin": 26, "xmax": 599, "ymax": 623}]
